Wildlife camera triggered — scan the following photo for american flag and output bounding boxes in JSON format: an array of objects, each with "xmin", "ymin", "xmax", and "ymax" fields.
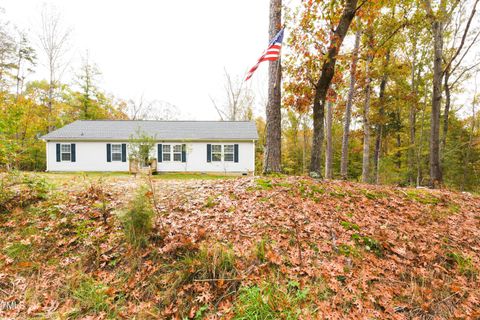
[{"xmin": 245, "ymin": 28, "xmax": 284, "ymax": 81}]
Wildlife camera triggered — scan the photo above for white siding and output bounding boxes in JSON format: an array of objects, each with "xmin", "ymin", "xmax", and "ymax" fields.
[
  {"xmin": 156, "ymin": 142, "xmax": 254, "ymax": 173},
  {"xmin": 46, "ymin": 141, "xmax": 255, "ymax": 173},
  {"xmin": 47, "ymin": 141, "xmax": 130, "ymax": 172}
]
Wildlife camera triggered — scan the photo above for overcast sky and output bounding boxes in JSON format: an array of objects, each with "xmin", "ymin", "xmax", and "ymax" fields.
[
  {"xmin": 1, "ymin": 0, "xmax": 275, "ymax": 120},
  {"xmin": 2, "ymin": 1, "xmax": 478, "ymax": 121}
]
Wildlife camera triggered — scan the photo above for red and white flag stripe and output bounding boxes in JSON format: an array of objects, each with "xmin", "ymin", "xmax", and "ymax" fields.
[{"xmin": 245, "ymin": 28, "xmax": 284, "ymax": 81}]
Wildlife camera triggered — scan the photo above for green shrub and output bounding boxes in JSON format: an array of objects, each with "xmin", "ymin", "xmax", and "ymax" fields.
[
  {"xmin": 204, "ymin": 196, "xmax": 217, "ymax": 208},
  {"xmin": 256, "ymin": 178, "xmax": 273, "ymax": 190},
  {"xmin": 254, "ymin": 238, "xmax": 268, "ymax": 263},
  {"xmin": 156, "ymin": 243, "xmax": 238, "ymax": 314},
  {"xmin": 329, "ymin": 189, "xmax": 347, "ymax": 198},
  {"xmin": 0, "ymin": 171, "xmax": 21, "ymax": 213},
  {"xmin": 274, "ymin": 181, "xmax": 293, "ymax": 188},
  {"xmin": 234, "ymin": 282, "xmax": 308, "ymax": 319},
  {"xmin": 405, "ymin": 190, "xmax": 441, "ymax": 205},
  {"xmin": 4, "ymin": 242, "xmax": 32, "ymax": 261},
  {"xmin": 446, "ymin": 251, "xmax": 478, "ymax": 279},
  {"xmin": 340, "ymin": 221, "xmax": 360, "ymax": 231},
  {"xmin": 193, "ymin": 305, "xmax": 209, "ymax": 319},
  {"xmin": 121, "ymin": 186, "xmax": 154, "ymax": 248},
  {"xmin": 351, "ymin": 234, "xmax": 383, "ymax": 257},
  {"xmin": 338, "ymin": 244, "xmax": 361, "ymax": 258},
  {"xmin": 180, "ymin": 243, "xmax": 236, "ymax": 281},
  {"xmin": 362, "ymin": 190, "xmax": 388, "ymax": 200},
  {"xmin": 0, "ymin": 173, "xmax": 50, "ymax": 213},
  {"xmin": 298, "ymin": 180, "xmax": 324, "ymax": 202},
  {"xmin": 75, "ymin": 219, "xmax": 96, "ymax": 240},
  {"xmin": 23, "ymin": 175, "xmax": 50, "ymax": 200},
  {"xmin": 71, "ymin": 277, "xmax": 110, "ymax": 314},
  {"xmin": 0, "ymin": 192, "xmax": 14, "ymax": 213},
  {"xmin": 316, "ymin": 276, "xmax": 335, "ymax": 301}
]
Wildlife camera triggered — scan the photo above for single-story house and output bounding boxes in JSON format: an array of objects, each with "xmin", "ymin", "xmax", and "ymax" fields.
[{"xmin": 40, "ymin": 120, "xmax": 258, "ymax": 174}]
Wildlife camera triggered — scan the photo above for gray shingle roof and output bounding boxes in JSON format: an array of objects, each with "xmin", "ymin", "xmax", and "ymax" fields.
[{"xmin": 41, "ymin": 120, "xmax": 259, "ymax": 141}]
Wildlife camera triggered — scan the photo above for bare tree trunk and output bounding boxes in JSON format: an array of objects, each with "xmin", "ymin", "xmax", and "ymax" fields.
[
  {"xmin": 212, "ymin": 68, "xmax": 253, "ymax": 121},
  {"xmin": 373, "ymin": 51, "xmax": 390, "ymax": 184},
  {"xmin": 395, "ymin": 108, "xmax": 402, "ymax": 169},
  {"xmin": 441, "ymin": 65, "xmax": 451, "ymax": 152},
  {"xmin": 408, "ymin": 47, "xmax": 417, "ymax": 185},
  {"xmin": 362, "ymin": 54, "xmax": 372, "ymax": 183},
  {"xmin": 263, "ymin": 0, "xmax": 282, "ymax": 174},
  {"xmin": 15, "ymin": 53, "xmax": 22, "ymax": 99},
  {"xmin": 325, "ymin": 101, "xmax": 333, "ymax": 179},
  {"xmin": 461, "ymin": 80, "xmax": 477, "ymax": 191},
  {"xmin": 373, "ymin": 128, "xmax": 382, "ymax": 184},
  {"xmin": 340, "ymin": 28, "xmax": 361, "ymax": 180},
  {"xmin": 81, "ymin": 54, "xmax": 92, "ymax": 119},
  {"xmin": 48, "ymin": 69, "xmax": 54, "ymax": 131},
  {"xmin": 417, "ymin": 83, "xmax": 429, "ymax": 186},
  {"xmin": 302, "ymin": 115, "xmax": 308, "ymax": 174},
  {"xmin": 38, "ymin": 6, "xmax": 71, "ymax": 132},
  {"xmin": 430, "ymin": 18, "xmax": 444, "ymax": 187},
  {"xmin": 409, "ymin": 106, "xmax": 417, "ymax": 182},
  {"xmin": 310, "ymin": 0, "xmax": 358, "ymax": 176},
  {"xmin": 424, "ymin": 0, "xmax": 445, "ymax": 187},
  {"xmin": 310, "ymin": 84, "xmax": 325, "ymax": 176}
]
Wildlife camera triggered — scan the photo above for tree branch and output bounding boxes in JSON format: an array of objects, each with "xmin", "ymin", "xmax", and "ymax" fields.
[
  {"xmin": 209, "ymin": 95, "xmax": 226, "ymax": 121},
  {"xmin": 450, "ymin": 29, "xmax": 480, "ymax": 75},
  {"xmin": 450, "ymin": 61, "xmax": 480, "ymax": 88},
  {"xmin": 443, "ymin": 0, "xmax": 479, "ymax": 75}
]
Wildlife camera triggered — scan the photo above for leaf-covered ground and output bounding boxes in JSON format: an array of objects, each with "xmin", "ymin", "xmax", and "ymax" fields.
[{"xmin": 1, "ymin": 173, "xmax": 479, "ymax": 319}]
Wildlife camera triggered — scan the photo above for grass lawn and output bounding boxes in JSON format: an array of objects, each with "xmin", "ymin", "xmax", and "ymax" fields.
[
  {"xmin": 152, "ymin": 172, "xmax": 239, "ymax": 180},
  {"xmin": 31, "ymin": 171, "xmax": 239, "ymax": 182}
]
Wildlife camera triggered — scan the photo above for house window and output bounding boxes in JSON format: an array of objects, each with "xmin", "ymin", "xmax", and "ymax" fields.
[
  {"xmin": 162, "ymin": 145, "xmax": 171, "ymax": 161},
  {"xmin": 61, "ymin": 144, "xmax": 71, "ymax": 161},
  {"xmin": 111, "ymin": 144, "xmax": 122, "ymax": 161},
  {"xmin": 224, "ymin": 144, "xmax": 234, "ymax": 162},
  {"xmin": 173, "ymin": 145, "xmax": 182, "ymax": 162},
  {"xmin": 212, "ymin": 145, "xmax": 222, "ymax": 162},
  {"xmin": 163, "ymin": 144, "xmax": 182, "ymax": 162}
]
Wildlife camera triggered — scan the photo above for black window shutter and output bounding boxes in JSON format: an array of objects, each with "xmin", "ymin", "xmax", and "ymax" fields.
[
  {"xmin": 107, "ymin": 144, "xmax": 111, "ymax": 162},
  {"xmin": 158, "ymin": 144, "xmax": 162, "ymax": 162},
  {"xmin": 234, "ymin": 144, "xmax": 239, "ymax": 163},
  {"xmin": 121, "ymin": 144, "xmax": 127, "ymax": 162},
  {"xmin": 207, "ymin": 144, "xmax": 211, "ymax": 162},
  {"xmin": 71, "ymin": 144, "xmax": 76, "ymax": 162},
  {"xmin": 56, "ymin": 143, "xmax": 61, "ymax": 162},
  {"xmin": 182, "ymin": 144, "xmax": 186, "ymax": 162}
]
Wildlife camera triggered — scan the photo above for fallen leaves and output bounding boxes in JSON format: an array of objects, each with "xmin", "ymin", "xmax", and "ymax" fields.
[
  {"xmin": 1, "ymin": 175, "xmax": 479, "ymax": 319},
  {"xmin": 266, "ymin": 250, "xmax": 282, "ymax": 266}
]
